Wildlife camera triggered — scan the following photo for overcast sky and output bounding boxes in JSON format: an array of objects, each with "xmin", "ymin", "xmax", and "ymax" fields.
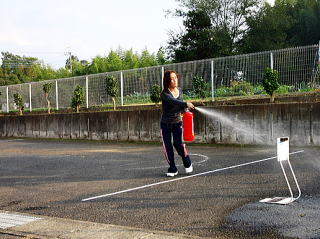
[{"xmin": 1, "ymin": 0, "xmax": 274, "ymax": 69}]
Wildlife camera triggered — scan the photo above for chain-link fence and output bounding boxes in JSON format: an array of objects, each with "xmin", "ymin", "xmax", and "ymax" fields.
[{"xmin": 0, "ymin": 44, "xmax": 319, "ymax": 112}]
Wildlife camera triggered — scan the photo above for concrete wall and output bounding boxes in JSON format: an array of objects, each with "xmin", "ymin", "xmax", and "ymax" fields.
[{"xmin": 0, "ymin": 103, "xmax": 320, "ymax": 146}]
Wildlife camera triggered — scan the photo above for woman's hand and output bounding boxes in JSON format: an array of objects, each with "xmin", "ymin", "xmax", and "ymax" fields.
[{"xmin": 187, "ymin": 102, "xmax": 195, "ymax": 109}]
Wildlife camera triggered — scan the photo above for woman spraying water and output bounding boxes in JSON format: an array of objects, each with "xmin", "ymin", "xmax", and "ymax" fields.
[{"xmin": 160, "ymin": 70, "xmax": 194, "ymax": 177}]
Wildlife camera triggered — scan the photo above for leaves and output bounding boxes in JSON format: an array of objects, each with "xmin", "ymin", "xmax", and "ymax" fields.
[
  {"xmin": 150, "ymin": 84, "xmax": 161, "ymax": 103},
  {"xmin": 105, "ymin": 76, "xmax": 118, "ymax": 98},
  {"xmin": 71, "ymin": 85, "xmax": 85, "ymax": 112},
  {"xmin": 192, "ymin": 76, "xmax": 209, "ymax": 99},
  {"xmin": 43, "ymin": 83, "xmax": 52, "ymax": 94},
  {"xmin": 262, "ymin": 67, "xmax": 280, "ymax": 100},
  {"xmin": 13, "ymin": 93, "xmax": 24, "ymax": 115}
]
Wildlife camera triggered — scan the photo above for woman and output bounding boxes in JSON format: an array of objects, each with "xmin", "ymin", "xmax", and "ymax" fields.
[{"xmin": 160, "ymin": 70, "xmax": 194, "ymax": 177}]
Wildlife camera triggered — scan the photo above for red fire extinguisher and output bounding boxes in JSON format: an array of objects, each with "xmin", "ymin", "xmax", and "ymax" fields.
[{"xmin": 182, "ymin": 111, "xmax": 194, "ymax": 142}]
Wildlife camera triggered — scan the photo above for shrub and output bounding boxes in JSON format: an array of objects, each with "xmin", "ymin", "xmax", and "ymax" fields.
[
  {"xmin": 276, "ymin": 85, "xmax": 291, "ymax": 94},
  {"xmin": 13, "ymin": 93, "xmax": 24, "ymax": 115},
  {"xmin": 71, "ymin": 85, "xmax": 85, "ymax": 113},
  {"xmin": 192, "ymin": 76, "xmax": 209, "ymax": 99},
  {"xmin": 105, "ymin": 76, "xmax": 118, "ymax": 110},
  {"xmin": 150, "ymin": 84, "xmax": 161, "ymax": 104},
  {"xmin": 262, "ymin": 67, "xmax": 279, "ymax": 102},
  {"xmin": 253, "ymin": 85, "xmax": 266, "ymax": 95},
  {"xmin": 43, "ymin": 83, "xmax": 52, "ymax": 114},
  {"xmin": 230, "ymin": 80, "xmax": 254, "ymax": 96},
  {"xmin": 214, "ymin": 87, "xmax": 231, "ymax": 97}
]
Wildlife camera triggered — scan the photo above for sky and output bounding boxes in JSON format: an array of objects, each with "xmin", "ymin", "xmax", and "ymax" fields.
[
  {"xmin": 0, "ymin": 0, "xmax": 183, "ymax": 69},
  {"xmin": 1, "ymin": 0, "xmax": 275, "ymax": 69}
]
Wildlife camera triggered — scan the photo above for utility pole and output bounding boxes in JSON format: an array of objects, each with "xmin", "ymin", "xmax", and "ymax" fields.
[{"xmin": 65, "ymin": 46, "xmax": 72, "ymax": 73}]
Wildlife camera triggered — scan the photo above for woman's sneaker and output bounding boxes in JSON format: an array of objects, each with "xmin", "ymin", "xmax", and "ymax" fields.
[
  {"xmin": 166, "ymin": 171, "xmax": 178, "ymax": 177},
  {"xmin": 185, "ymin": 164, "xmax": 193, "ymax": 174}
]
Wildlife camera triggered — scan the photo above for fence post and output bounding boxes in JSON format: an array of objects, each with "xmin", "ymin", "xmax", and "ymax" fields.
[
  {"xmin": 270, "ymin": 52, "xmax": 274, "ymax": 70},
  {"xmin": 318, "ymin": 40, "xmax": 320, "ymax": 63},
  {"xmin": 6, "ymin": 86, "xmax": 9, "ymax": 113},
  {"xmin": 29, "ymin": 83, "xmax": 32, "ymax": 112},
  {"xmin": 120, "ymin": 72, "xmax": 124, "ymax": 106},
  {"xmin": 86, "ymin": 76, "xmax": 89, "ymax": 108},
  {"xmin": 211, "ymin": 60, "xmax": 215, "ymax": 101},
  {"xmin": 55, "ymin": 80, "xmax": 59, "ymax": 110},
  {"xmin": 161, "ymin": 67, "xmax": 164, "ymax": 90}
]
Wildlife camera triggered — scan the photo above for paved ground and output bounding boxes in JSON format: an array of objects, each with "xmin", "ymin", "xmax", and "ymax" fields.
[{"xmin": 0, "ymin": 138, "xmax": 319, "ymax": 238}]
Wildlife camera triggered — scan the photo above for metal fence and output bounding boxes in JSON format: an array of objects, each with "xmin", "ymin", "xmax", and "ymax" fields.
[{"xmin": 0, "ymin": 44, "xmax": 319, "ymax": 112}]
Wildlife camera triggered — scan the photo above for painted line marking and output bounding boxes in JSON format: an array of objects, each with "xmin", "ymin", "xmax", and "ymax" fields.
[
  {"xmin": 82, "ymin": 150, "xmax": 304, "ymax": 202},
  {"xmin": 0, "ymin": 139, "xmax": 24, "ymax": 142},
  {"xmin": 129, "ymin": 153, "xmax": 209, "ymax": 170},
  {"xmin": 0, "ymin": 213, "xmax": 41, "ymax": 229}
]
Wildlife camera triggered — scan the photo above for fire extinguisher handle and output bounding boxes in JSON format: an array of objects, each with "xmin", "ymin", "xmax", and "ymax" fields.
[{"xmin": 187, "ymin": 102, "xmax": 194, "ymax": 109}]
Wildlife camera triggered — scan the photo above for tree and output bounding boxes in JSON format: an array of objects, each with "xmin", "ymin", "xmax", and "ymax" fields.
[
  {"xmin": 240, "ymin": 0, "xmax": 320, "ymax": 53},
  {"xmin": 65, "ymin": 54, "xmax": 79, "ymax": 73},
  {"xmin": 287, "ymin": 0, "xmax": 320, "ymax": 46},
  {"xmin": 262, "ymin": 67, "xmax": 279, "ymax": 103},
  {"xmin": 105, "ymin": 76, "xmax": 118, "ymax": 110},
  {"xmin": 106, "ymin": 50, "xmax": 123, "ymax": 72},
  {"xmin": 43, "ymin": 83, "xmax": 52, "ymax": 114},
  {"xmin": 150, "ymin": 84, "xmax": 161, "ymax": 104},
  {"xmin": 239, "ymin": 1, "xmax": 294, "ymax": 53},
  {"xmin": 71, "ymin": 85, "xmax": 85, "ymax": 113},
  {"xmin": 156, "ymin": 47, "xmax": 169, "ymax": 65},
  {"xmin": 167, "ymin": 9, "xmax": 218, "ymax": 62},
  {"xmin": 1, "ymin": 52, "xmax": 39, "ymax": 83},
  {"xmin": 167, "ymin": 0, "xmax": 262, "ymax": 60},
  {"xmin": 139, "ymin": 49, "xmax": 157, "ymax": 67},
  {"xmin": 123, "ymin": 49, "xmax": 140, "ymax": 69},
  {"xmin": 13, "ymin": 93, "xmax": 24, "ymax": 115}
]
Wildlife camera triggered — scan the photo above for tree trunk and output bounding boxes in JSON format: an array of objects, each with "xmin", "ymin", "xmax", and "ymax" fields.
[
  {"xmin": 48, "ymin": 101, "xmax": 51, "ymax": 114},
  {"xmin": 77, "ymin": 105, "xmax": 80, "ymax": 113},
  {"xmin": 112, "ymin": 97, "xmax": 116, "ymax": 111},
  {"xmin": 19, "ymin": 108, "xmax": 23, "ymax": 116},
  {"xmin": 270, "ymin": 93, "xmax": 275, "ymax": 103},
  {"xmin": 46, "ymin": 94, "xmax": 51, "ymax": 114}
]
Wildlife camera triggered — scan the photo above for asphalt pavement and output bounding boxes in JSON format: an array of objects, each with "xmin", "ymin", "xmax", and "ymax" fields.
[{"xmin": 0, "ymin": 138, "xmax": 319, "ymax": 238}]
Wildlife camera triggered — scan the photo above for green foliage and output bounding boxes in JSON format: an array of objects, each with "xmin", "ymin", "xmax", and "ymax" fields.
[
  {"xmin": 262, "ymin": 67, "xmax": 280, "ymax": 102},
  {"xmin": 240, "ymin": 2, "xmax": 293, "ymax": 53},
  {"xmin": 43, "ymin": 82, "xmax": 52, "ymax": 114},
  {"xmin": 105, "ymin": 76, "xmax": 118, "ymax": 97},
  {"xmin": 276, "ymin": 85, "xmax": 292, "ymax": 94},
  {"xmin": 0, "ymin": 48, "xmax": 169, "ymax": 87},
  {"xmin": 105, "ymin": 76, "xmax": 118, "ymax": 110},
  {"xmin": 43, "ymin": 83, "xmax": 52, "ymax": 94},
  {"xmin": 167, "ymin": 9, "xmax": 218, "ymax": 62},
  {"xmin": 150, "ymin": 84, "xmax": 161, "ymax": 103},
  {"xmin": 13, "ymin": 93, "xmax": 23, "ymax": 108},
  {"xmin": 139, "ymin": 49, "xmax": 157, "ymax": 67},
  {"xmin": 192, "ymin": 76, "xmax": 209, "ymax": 99},
  {"xmin": 13, "ymin": 93, "xmax": 24, "ymax": 115},
  {"xmin": 71, "ymin": 85, "xmax": 85, "ymax": 113},
  {"xmin": 168, "ymin": 0, "xmax": 262, "ymax": 60},
  {"xmin": 262, "ymin": 68, "xmax": 280, "ymax": 95},
  {"xmin": 230, "ymin": 80, "xmax": 254, "ymax": 96},
  {"xmin": 239, "ymin": 0, "xmax": 320, "ymax": 53},
  {"xmin": 253, "ymin": 85, "xmax": 266, "ymax": 95}
]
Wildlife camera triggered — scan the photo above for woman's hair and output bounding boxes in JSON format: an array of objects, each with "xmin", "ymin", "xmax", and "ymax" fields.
[{"xmin": 162, "ymin": 70, "xmax": 178, "ymax": 90}]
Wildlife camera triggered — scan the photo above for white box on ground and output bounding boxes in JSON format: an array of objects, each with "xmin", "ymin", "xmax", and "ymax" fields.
[{"xmin": 277, "ymin": 137, "xmax": 289, "ymax": 162}]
